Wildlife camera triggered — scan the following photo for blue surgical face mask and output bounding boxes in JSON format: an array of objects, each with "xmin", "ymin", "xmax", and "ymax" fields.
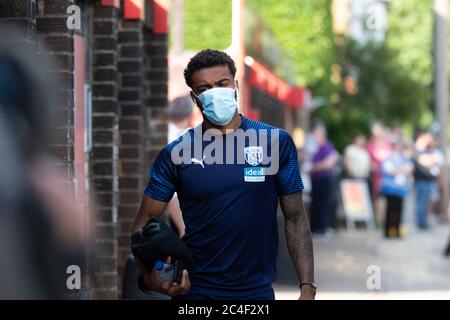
[{"xmin": 194, "ymin": 86, "xmax": 238, "ymax": 126}]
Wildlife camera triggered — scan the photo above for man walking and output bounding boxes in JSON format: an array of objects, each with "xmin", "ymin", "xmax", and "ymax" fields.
[{"xmin": 132, "ymin": 49, "xmax": 315, "ymax": 300}]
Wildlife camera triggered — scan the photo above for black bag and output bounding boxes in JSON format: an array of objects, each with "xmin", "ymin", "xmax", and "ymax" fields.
[{"xmin": 130, "ymin": 217, "xmax": 196, "ymax": 282}]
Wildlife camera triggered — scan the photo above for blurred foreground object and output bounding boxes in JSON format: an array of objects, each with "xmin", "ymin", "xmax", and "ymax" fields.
[{"xmin": 0, "ymin": 26, "xmax": 88, "ymax": 299}]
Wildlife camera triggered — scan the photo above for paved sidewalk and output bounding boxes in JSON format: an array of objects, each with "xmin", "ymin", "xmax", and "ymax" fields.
[{"xmin": 274, "ymin": 211, "xmax": 450, "ymax": 299}]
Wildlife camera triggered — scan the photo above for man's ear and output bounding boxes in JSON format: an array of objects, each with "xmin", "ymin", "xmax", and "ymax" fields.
[
  {"xmin": 190, "ymin": 91, "xmax": 196, "ymax": 104},
  {"xmin": 190, "ymin": 91, "xmax": 201, "ymax": 108},
  {"xmin": 235, "ymin": 79, "xmax": 239, "ymax": 91}
]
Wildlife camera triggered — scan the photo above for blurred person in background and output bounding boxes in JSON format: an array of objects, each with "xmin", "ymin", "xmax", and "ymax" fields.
[
  {"xmin": 379, "ymin": 140, "xmax": 413, "ymax": 238},
  {"xmin": 444, "ymin": 146, "xmax": 450, "ymax": 257},
  {"xmin": 167, "ymin": 95, "xmax": 194, "ymax": 238},
  {"xmin": 0, "ymin": 28, "xmax": 88, "ymax": 299},
  {"xmin": 343, "ymin": 133, "xmax": 371, "ymax": 183},
  {"xmin": 385, "ymin": 124, "xmax": 404, "ymax": 146},
  {"xmin": 168, "ymin": 95, "xmax": 194, "ymax": 143},
  {"xmin": 366, "ymin": 121, "xmax": 392, "ymax": 227},
  {"xmin": 445, "ymin": 201, "xmax": 450, "ymax": 256},
  {"xmin": 309, "ymin": 121, "xmax": 338, "ymax": 239},
  {"xmin": 412, "ymin": 131, "xmax": 440, "ymax": 230},
  {"xmin": 426, "ymin": 136, "xmax": 444, "ymax": 218},
  {"xmin": 301, "ymin": 127, "xmax": 319, "ymax": 198}
]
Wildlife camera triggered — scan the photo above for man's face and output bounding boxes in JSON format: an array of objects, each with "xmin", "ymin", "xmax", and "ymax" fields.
[{"xmin": 190, "ymin": 65, "xmax": 237, "ymax": 105}]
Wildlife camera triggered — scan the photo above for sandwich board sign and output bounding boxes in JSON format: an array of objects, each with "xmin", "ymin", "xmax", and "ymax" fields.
[{"xmin": 340, "ymin": 179, "xmax": 375, "ymax": 230}]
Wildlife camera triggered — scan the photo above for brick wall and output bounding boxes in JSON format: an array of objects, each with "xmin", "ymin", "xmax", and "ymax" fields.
[
  {"xmin": 117, "ymin": 19, "xmax": 145, "ymax": 293},
  {"xmin": 114, "ymin": 22, "xmax": 170, "ymax": 298},
  {"xmin": 36, "ymin": 0, "xmax": 76, "ymax": 185},
  {"xmin": 89, "ymin": 3, "xmax": 120, "ymax": 300},
  {"xmin": 88, "ymin": 3, "xmax": 170, "ymax": 299},
  {"xmin": 143, "ymin": 32, "xmax": 169, "ymax": 175},
  {"xmin": 0, "ymin": 0, "xmax": 35, "ymax": 45}
]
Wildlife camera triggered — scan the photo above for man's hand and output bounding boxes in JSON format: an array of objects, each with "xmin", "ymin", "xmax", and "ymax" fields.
[
  {"xmin": 299, "ymin": 286, "xmax": 316, "ymax": 300},
  {"xmin": 132, "ymin": 197, "xmax": 190, "ymax": 297},
  {"xmin": 136, "ymin": 257, "xmax": 191, "ymax": 297}
]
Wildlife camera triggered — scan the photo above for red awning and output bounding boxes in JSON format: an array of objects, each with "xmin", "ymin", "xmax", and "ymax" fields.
[
  {"xmin": 245, "ymin": 57, "xmax": 305, "ymax": 109},
  {"xmin": 124, "ymin": 0, "xmax": 144, "ymax": 20},
  {"xmin": 153, "ymin": 0, "xmax": 169, "ymax": 34},
  {"xmin": 101, "ymin": 0, "xmax": 120, "ymax": 7}
]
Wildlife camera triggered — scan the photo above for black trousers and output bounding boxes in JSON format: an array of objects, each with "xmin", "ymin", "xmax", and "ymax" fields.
[
  {"xmin": 445, "ymin": 235, "xmax": 450, "ymax": 257},
  {"xmin": 310, "ymin": 176, "xmax": 334, "ymax": 233},
  {"xmin": 384, "ymin": 195, "xmax": 403, "ymax": 238}
]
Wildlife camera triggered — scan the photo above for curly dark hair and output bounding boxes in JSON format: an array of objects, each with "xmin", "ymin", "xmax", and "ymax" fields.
[{"xmin": 183, "ymin": 49, "xmax": 236, "ymax": 88}]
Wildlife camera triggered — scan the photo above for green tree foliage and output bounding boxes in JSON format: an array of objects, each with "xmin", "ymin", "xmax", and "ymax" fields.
[
  {"xmin": 386, "ymin": 0, "xmax": 433, "ymax": 88},
  {"xmin": 314, "ymin": 0, "xmax": 434, "ymax": 152},
  {"xmin": 314, "ymin": 38, "xmax": 430, "ymax": 152},
  {"xmin": 183, "ymin": 0, "xmax": 232, "ymax": 51},
  {"xmin": 342, "ymin": 40, "xmax": 429, "ymax": 122},
  {"xmin": 181, "ymin": 1, "xmax": 434, "ymax": 150},
  {"xmin": 247, "ymin": 0, "xmax": 336, "ymax": 96}
]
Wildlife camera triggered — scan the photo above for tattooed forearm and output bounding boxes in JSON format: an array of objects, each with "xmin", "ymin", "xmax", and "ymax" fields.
[{"xmin": 280, "ymin": 191, "xmax": 314, "ymax": 283}]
